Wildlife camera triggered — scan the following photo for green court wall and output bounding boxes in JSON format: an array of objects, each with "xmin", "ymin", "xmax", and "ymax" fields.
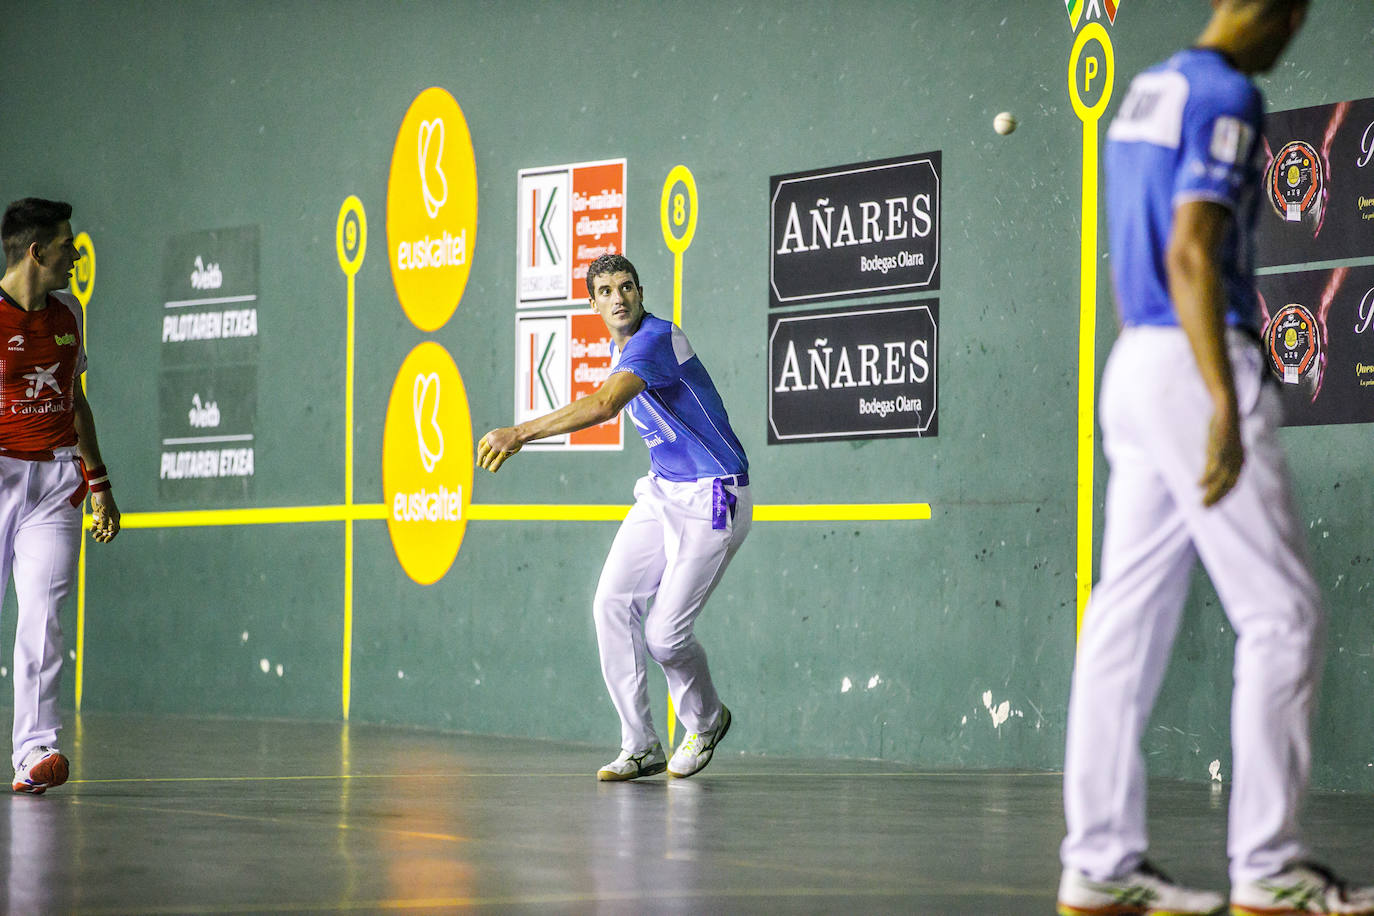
[{"xmin": 2, "ymin": 1, "xmax": 1372, "ymax": 791}]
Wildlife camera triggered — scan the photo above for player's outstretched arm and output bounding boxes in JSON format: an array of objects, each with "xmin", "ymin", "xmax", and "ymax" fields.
[
  {"xmin": 72, "ymin": 385, "xmax": 121, "ymax": 543},
  {"xmin": 477, "ymin": 370, "xmax": 646, "ymax": 473},
  {"xmin": 1167, "ymin": 199, "xmax": 1243, "ymax": 508}
]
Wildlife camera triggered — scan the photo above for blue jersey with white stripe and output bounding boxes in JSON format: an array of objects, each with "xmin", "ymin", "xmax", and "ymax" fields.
[
  {"xmin": 611, "ymin": 313, "xmax": 748, "ymax": 482},
  {"xmin": 1105, "ymin": 48, "xmax": 1264, "ymax": 331}
]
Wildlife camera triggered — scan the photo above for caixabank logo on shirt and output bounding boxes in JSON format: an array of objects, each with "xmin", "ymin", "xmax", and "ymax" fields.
[
  {"xmin": 767, "ymin": 300, "xmax": 938, "ymax": 443},
  {"xmin": 769, "ymin": 153, "xmax": 940, "ymax": 307}
]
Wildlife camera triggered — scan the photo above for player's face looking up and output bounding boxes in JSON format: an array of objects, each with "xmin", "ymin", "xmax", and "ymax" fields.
[{"xmin": 589, "ymin": 270, "xmax": 646, "ymax": 342}]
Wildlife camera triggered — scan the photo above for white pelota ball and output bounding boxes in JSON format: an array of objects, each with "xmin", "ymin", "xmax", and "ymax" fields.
[{"xmin": 994, "ymin": 112, "xmax": 1018, "ymax": 135}]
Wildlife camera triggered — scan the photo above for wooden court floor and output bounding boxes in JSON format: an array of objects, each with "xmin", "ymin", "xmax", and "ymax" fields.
[{"xmin": 1, "ymin": 713, "xmax": 1370, "ymax": 914}]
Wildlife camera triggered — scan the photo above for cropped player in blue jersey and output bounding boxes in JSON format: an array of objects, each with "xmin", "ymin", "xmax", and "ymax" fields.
[
  {"xmin": 1058, "ymin": 3, "xmax": 1374, "ymax": 915},
  {"xmin": 478, "ymin": 254, "xmax": 750, "ymax": 781}
]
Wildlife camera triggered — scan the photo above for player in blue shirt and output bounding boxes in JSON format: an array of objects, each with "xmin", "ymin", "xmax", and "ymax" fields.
[
  {"xmin": 478, "ymin": 254, "xmax": 750, "ymax": 781},
  {"xmin": 1058, "ymin": 3, "xmax": 1374, "ymax": 915}
]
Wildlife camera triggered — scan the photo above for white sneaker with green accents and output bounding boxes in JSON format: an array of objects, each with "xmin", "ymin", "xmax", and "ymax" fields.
[
  {"xmin": 1231, "ymin": 862, "xmax": 1374, "ymax": 915},
  {"xmin": 667, "ymin": 705, "xmax": 731, "ymax": 778},
  {"xmin": 596, "ymin": 743, "xmax": 667, "ymax": 781},
  {"xmin": 1057, "ymin": 860, "xmax": 1225, "ymax": 915}
]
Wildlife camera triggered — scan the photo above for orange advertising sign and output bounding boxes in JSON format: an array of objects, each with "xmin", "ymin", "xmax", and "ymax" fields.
[
  {"xmin": 517, "ymin": 158, "xmax": 625, "ymax": 308},
  {"xmin": 568, "ymin": 313, "xmax": 618, "ymax": 447},
  {"xmin": 570, "ymin": 161, "xmax": 626, "ymax": 300},
  {"xmin": 515, "ymin": 308, "xmax": 623, "ymax": 451}
]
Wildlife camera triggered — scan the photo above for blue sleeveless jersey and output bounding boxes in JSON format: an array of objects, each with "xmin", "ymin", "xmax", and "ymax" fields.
[
  {"xmin": 1104, "ymin": 48, "xmax": 1264, "ymax": 332},
  {"xmin": 610, "ymin": 313, "xmax": 748, "ymax": 482}
]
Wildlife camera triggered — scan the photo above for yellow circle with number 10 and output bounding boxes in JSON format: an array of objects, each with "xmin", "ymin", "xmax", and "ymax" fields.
[
  {"xmin": 382, "ymin": 342, "xmax": 474, "ymax": 585},
  {"xmin": 71, "ymin": 232, "xmax": 96, "ymax": 308}
]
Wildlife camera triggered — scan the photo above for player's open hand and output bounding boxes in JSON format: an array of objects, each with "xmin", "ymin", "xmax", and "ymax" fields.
[
  {"xmin": 90, "ymin": 491, "xmax": 121, "ymax": 543},
  {"xmin": 477, "ymin": 428, "xmax": 523, "ymax": 473},
  {"xmin": 1199, "ymin": 407, "xmax": 1244, "ymax": 507}
]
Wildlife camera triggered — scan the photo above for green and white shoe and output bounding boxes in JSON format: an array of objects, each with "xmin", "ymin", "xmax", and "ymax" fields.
[
  {"xmin": 1231, "ymin": 862, "xmax": 1374, "ymax": 915},
  {"xmin": 667, "ymin": 706, "xmax": 731, "ymax": 779},
  {"xmin": 596, "ymin": 743, "xmax": 667, "ymax": 782},
  {"xmin": 1057, "ymin": 860, "xmax": 1225, "ymax": 915}
]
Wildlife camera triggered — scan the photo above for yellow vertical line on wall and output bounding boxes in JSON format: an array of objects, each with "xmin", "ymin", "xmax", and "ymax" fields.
[
  {"xmin": 660, "ymin": 165, "xmax": 698, "ymax": 330},
  {"xmin": 75, "ymin": 534, "xmax": 88, "ymax": 710},
  {"xmin": 1068, "ymin": 23, "xmax": 1114, "ymax": 637},
  {"xmin": 343, "ymin": 265, "xmax": 355, "ymax": 720},
  {"xmin": 71, "ymin": 230, "xmax": 95, "ymax": 712},
  {"xmin": 337, "ymin": 197, "xmax": 366, "ymax": 721},
  {"xmin": 659, "ymin": 165, "xmax": 698, "ymax": 742},
  {"xmin": 1075, "ymin": 124, "xmax": 1098, "ymax": 637},
  {"xmin": 672, "ymin": 256, "xmax": 683, "ymax": 328}
]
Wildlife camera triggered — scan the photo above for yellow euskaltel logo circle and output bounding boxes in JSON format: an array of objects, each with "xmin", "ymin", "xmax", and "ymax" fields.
[
  {"xmin": 383, "ymin": 342, "xmax": 474, "ymax": 585},
  {"xmin": 387, "ymin": 87, "xmax": 478, "ymax": 332}
]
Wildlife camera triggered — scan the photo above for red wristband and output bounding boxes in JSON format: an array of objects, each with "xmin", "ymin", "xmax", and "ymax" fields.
[{"xmin": 84, "ymin": 463, "xmax": 112, "ymax": 493}]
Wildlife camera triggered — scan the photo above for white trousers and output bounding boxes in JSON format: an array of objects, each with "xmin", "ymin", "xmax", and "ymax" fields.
[
  {"xmin": 1062, "ymin": 327, "xmax": 1322, "ymax": 885},
  {"xmin": 593, "ymin": 474, "xmax": 752, "ymax": 751},
  {"xmin": 0, "ymin": 454, "xmax": 82, "ymax": 769}
]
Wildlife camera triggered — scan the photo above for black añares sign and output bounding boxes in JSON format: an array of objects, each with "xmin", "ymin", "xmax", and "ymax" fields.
[
  {"xmin": 769, "ymin": 153, "xmax": 941, "ymax": 307},
  {"xmin": 767, "ymin": 301, "xmax": 938, "ymax": 444}
]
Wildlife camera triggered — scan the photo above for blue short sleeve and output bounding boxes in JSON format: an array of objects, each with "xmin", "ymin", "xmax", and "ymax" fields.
[
  {"xmin": 1174, "ymin": 80, "xmax": 1261, "ymax": 211},
  {"xmin": 613, "ymin": 325, "xmax": 681, "ymax": 389}
]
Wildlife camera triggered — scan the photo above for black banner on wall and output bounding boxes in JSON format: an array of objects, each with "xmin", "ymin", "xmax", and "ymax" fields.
[
  {"xmin": 158, "ymin": 226, "xmax": 260, "ymax": 500},
  {"xmin": 769, "ymin": 153, "xmax": 941, "ymax": 307},
  {"xmin": 1257, "ymin": 263, "xmax": 1374, "ymax": 427},
  {"xmin": 1256, "ymin": 96, "xmax": 1374, "ymax": 268},
  {"xmin": 767, "ymin": 300, "xmax": 937, "ymax": 443}
]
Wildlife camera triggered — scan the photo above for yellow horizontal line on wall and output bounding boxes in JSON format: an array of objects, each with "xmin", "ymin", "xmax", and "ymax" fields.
[
  {"xmin": 95, "ymin": 502, "xmax": 932, "ymax": 530},
  {"xmin": 95, "ymin": 504, "xmax": 389, "ymax": 529},
  {"xmin": 466, "ymin": 504, "xmax": 630, "ymax": 521},
  {"xmin": 755, "ymin": 504, "xmax": 931, "ymax": 521}
]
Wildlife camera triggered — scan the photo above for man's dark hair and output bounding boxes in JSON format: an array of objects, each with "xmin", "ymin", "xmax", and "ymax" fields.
[
  {"xmin": 585, "ymin": 253, "xmax": 640, "ymax": 297},
  {"xmin": 1235, "ymin": 0, "xmax": 1308, "ymax": 13},
  {"xmin": 2, "ymin": 198, "xmax": 73, "ymax": 268}
]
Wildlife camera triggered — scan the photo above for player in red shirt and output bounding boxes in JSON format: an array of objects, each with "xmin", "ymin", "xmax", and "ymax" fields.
[{"xmin": 0, "ymin": 198, "xmax": 120, "ymax": 794}]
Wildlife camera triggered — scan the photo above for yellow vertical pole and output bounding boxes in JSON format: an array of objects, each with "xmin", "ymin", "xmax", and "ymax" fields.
[
  {"xmin": 659, "ymin": 166, "xmax": 700, "ymax": 743},
  {"xmin": 336, "ymin": 198, "xmax": 366, "ymax": 719},
  {"xmin": 70, "ymin": 232, "xmax": 96, "ymax": 711},
  {"xmin": 1068, "ymin": 23, "xmax": 1115, "ymax": 636}
]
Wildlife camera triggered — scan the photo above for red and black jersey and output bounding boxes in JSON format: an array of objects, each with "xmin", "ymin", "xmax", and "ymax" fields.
[{"xmin": 0, "ymin": 291, "xmax": 86, "ymax": 454}]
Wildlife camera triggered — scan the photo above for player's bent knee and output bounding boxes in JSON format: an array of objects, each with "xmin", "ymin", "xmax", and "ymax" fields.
[{"xmin": 644, "ymin": 628, "xmax": 696, "ymax": 664}]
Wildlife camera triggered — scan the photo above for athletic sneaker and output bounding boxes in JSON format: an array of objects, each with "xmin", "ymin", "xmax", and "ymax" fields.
[
  {"xmin": 1231, "ymin": 862, "xmax": 1374, "ymax": 915},
  {"xmin": 12, "ymin": 745, "xmax": 69, "ymax": 795},
  {"xmin": 1057, "ymin": 860, "xmax": 1226, "ymax": 915},
  {"xmin": 597, "ymin": 742, "xmax": 667, "ymax": 781},
  {"xmin": 667, "ymin": 705, "xmax": 731, "ymax": 779}
]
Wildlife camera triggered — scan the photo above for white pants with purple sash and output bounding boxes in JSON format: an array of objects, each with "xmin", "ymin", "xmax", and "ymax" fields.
[{"xmin": 593, "ymin": 473, "xmax": 751, "ymax": 751}]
